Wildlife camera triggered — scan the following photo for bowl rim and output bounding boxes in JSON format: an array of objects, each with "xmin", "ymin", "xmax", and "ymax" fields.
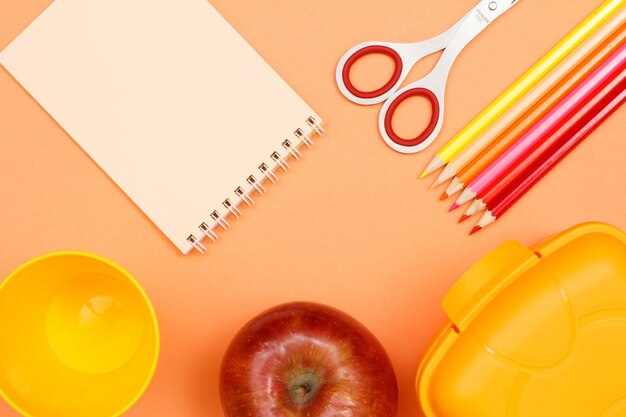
[{"xmin": 0, "ymin": 250, "xmax": 160, "ymax": 417}]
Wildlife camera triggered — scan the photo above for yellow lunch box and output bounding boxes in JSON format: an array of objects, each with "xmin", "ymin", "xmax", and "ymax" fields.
[{"xmin": 417, "ymin": 222, "xmax": 626, "ymax": 417}]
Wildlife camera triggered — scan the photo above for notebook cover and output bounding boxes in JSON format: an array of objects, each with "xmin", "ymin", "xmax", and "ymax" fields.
[{"xmin": 0, "ymin": 0, "xmax": 321, "ymax": 254}]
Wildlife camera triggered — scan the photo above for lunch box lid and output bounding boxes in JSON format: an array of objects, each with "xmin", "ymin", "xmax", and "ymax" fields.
[{"xmin": 417, "ymin": 222, "xmax": 626, "ymax": 417}]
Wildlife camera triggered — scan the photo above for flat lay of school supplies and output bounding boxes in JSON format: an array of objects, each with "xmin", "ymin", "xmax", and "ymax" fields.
[
  {"xmin": 336, "ymin": 0, "xmax": 520, "ymax": 153},
  {"xmin": 0, "ymin": 0, "xmax": 625, "ymax": 416},
  {"xmin": 421, "ymin": 0, "xmax": 625, "ymax": 176},
  {"xmin": 0, "ymin": 0, "xmax": 324, "ymax": 255}
]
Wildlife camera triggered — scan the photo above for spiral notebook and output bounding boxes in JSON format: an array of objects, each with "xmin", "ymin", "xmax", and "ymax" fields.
[{"xmin": 0, "ymin": 0, "xmax": 324, "ymax": 254}]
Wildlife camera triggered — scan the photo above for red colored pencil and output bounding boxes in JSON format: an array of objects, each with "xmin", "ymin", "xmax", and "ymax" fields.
[
  {"xmin": 456, "ymin": 43, "xmax": 626, "ymax": 208},
  {"xmin": 471, "ymin": 77, "xmax": 626, "ymax": 234},
  {"xmin": 463, "ymin": 63, "xmax": 626, "ymax": 220}
]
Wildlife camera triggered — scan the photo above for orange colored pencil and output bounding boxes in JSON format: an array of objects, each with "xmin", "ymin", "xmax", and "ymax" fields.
[
  {"xmin": 472, "ymin": 77, "xmax": 626, "ymax": 234},
  {"xmin": 434, "ymin": 10, "xmax": 626, "ymax": 188},
  {"xmin": 442, "ymin": 22, "xmax": 626, "ymax": 199}
]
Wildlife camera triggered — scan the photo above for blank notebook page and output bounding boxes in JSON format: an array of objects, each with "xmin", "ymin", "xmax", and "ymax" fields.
[{"xmin": 0, "ymin": 0, "xmax": 321, "ymax": 254}]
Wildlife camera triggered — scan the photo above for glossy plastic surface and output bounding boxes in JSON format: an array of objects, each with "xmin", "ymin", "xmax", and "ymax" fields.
[
  {"xmin": 0, "ymin": 252, "xmax": 159, "ymax": 417},
  {"xmin": 417, "ymin": 223, "xmax": 626, "ymax": 417},
  {"xmin": 340, "ymin": 45, "xmax": 404, "ymax": 99}
]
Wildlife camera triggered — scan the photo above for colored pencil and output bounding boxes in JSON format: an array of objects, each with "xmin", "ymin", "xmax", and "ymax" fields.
[
  {"xmin": 420, "ymin": 0, "xmax": 626, "ymax": 178},
  {"xmin": 455, "ymin": 42, "xmax": 626, "ymax": 207},
  {"xmin": 437, "ymin": 15, "xmax": 626, "ymax": 192},
  {"xmin": 472, "ymin": 80, "xmax": 626, "ymax": 234},
  {"xmin": 462, "ymin": 63, "xmax": 626, "ymax": 221}
]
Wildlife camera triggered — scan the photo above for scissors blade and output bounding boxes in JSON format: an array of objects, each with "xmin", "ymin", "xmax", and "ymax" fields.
[
  {"xmin": 417, "ymin": 8, "xmax": 477, "ymax": 54},
  {"xmin": 433, "ymin": 0, "xmax": 521, "ymax": 77}
]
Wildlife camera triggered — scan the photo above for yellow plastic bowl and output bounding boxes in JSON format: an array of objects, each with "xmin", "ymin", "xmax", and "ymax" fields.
[{"xmin": 0, "ymin": 251, "xmax": 159, "ymax": 417}]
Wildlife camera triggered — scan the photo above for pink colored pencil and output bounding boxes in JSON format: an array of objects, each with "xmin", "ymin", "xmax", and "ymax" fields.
[
  {"xmin": 461, "ymin": 62, "xmax": 626, "ymax": 220},
  {"xmin": 472, "ymin": 81, "xmax": 626, "ymax": 234},
  {"xmin": 464, "ymin": 65, "xmax": 626, "ymax": 222},
  {"xmin": 455, "ymin": 42, "xmax": 626, "ymax": 207}
]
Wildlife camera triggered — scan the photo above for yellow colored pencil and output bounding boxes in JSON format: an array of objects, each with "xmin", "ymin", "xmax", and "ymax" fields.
[
  {"xmin": 433, "ymin": 7, "xmax": 626, "ymax": 188},
  {"xmin": 420, "ymin": 0, "xmax": 626, "ymax": 178}
]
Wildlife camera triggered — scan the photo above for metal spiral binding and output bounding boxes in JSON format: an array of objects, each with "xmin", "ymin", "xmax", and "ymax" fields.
[
  {"xmin": 235, "ymin": 186, "xmax": 254, "ymax": 206},
  {"xmin": 187, "ymin": 234, "xmax": 207, "ymax": 254},
  {"xmin": 295, "ymin": 128, "xmax": 313, "ymax": 147},
  {"xmin": 222, "ymin": 198, "xmax": 241, "ymax": 218},
  {"xmin": 271, "ymin": 151, "xmax": 290, "ymax": 171},
  {"xmin": 307, "ymin": 116, "xmax": 325, "ymax": 135},
  {"xmin": 199, "ymin": 222, "xmax": 218, "ymax": 241},
  {"xmin": 188, "ymin": 116, "xmax": 324, "ymax": 253},
  {"xmin": 211, "ymin": 210, "xmax": 230, "ymax": 230},
  {"xmin": 282, "ymin": 139, "xmax": 302, "ymax": 160},
  {"xmin": 259, "ymin": 163, "xmax": 278, "ymax": 183},
  {"xmin": 247, "ymin": 175, "xmax": 266, "ymax": 195}
]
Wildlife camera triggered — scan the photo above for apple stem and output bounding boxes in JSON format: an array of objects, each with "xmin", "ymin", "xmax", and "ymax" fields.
[
  {"xmin": 293, "ymin": 384, "xmax": 310, "ymax": 398},
  {"xmin": 288, "ymin": 371, "xmax": 322, "ymax": 406}
]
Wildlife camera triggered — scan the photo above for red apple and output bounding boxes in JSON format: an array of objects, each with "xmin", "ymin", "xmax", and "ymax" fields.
[{"xmin": 220, "ymin": 302, "xmax": 398, "ymax": 417}]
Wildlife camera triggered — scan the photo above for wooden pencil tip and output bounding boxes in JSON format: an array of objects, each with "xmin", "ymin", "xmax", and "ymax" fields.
[
  {"xmin": 459, "ymin": 214, "xmax": 470, "ymax": 223},
  {"xmin": 470, "ymin": 226, "xmax": 482, "ymax": 235},
  {"xmin": 439, "ymin": 192, "xmax": 449, "ymax": 201},
  {"xmin": 449, "ymin": 203, "xmax": 459, "ymax": 212},
  {"xmin": 421, "ymin": 156, "xmax": 445, "ymax": 179}
]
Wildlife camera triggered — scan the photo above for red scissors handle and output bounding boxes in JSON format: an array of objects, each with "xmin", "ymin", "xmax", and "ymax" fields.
[
  {"xmin": 341, "ymin": 45, "xmax": 404, "ymax": 100},
  {"xmin": 382, "ymin": 88, "xmax": 441, "ymax": 148},
  {"xmin": 336, "ymin": 0, "xmax": 521, "ymax": 153}
]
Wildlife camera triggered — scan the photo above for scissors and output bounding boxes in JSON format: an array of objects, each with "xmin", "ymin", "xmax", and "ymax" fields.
[{"xmin": 336, "ymin": 0, "xmax": 520, "ymax": 154}]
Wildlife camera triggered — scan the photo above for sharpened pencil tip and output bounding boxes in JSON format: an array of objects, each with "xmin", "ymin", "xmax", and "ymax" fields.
[
  {"xmin": 421, "ymin": 156, "xmax": 445, "ymax": 178},
  {"xmin": 456, "ymin": 188, "xmax": 476, "ymax": 206},
  {"xmin": 470, "ymin": 226, "xmax": 482, "ymax": 235},
  {"xmin": 459, "ymin": 214, "xmax": 470, "ymax": 223},
  {"xmin": 445, "ymin": 178, "xmax": 464, "ymax": 197},
  {"xmin": 449, "ymin": 203, "xmax": 459, "ymax": 212},
  {"xmin": 439, "ymin": 192, "xmax": 449, "ymax": 201}
]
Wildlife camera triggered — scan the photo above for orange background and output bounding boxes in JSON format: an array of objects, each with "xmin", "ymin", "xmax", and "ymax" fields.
[{"xmin": 1, "ymin": 0, "xmax": 625, "ymax": 416}]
